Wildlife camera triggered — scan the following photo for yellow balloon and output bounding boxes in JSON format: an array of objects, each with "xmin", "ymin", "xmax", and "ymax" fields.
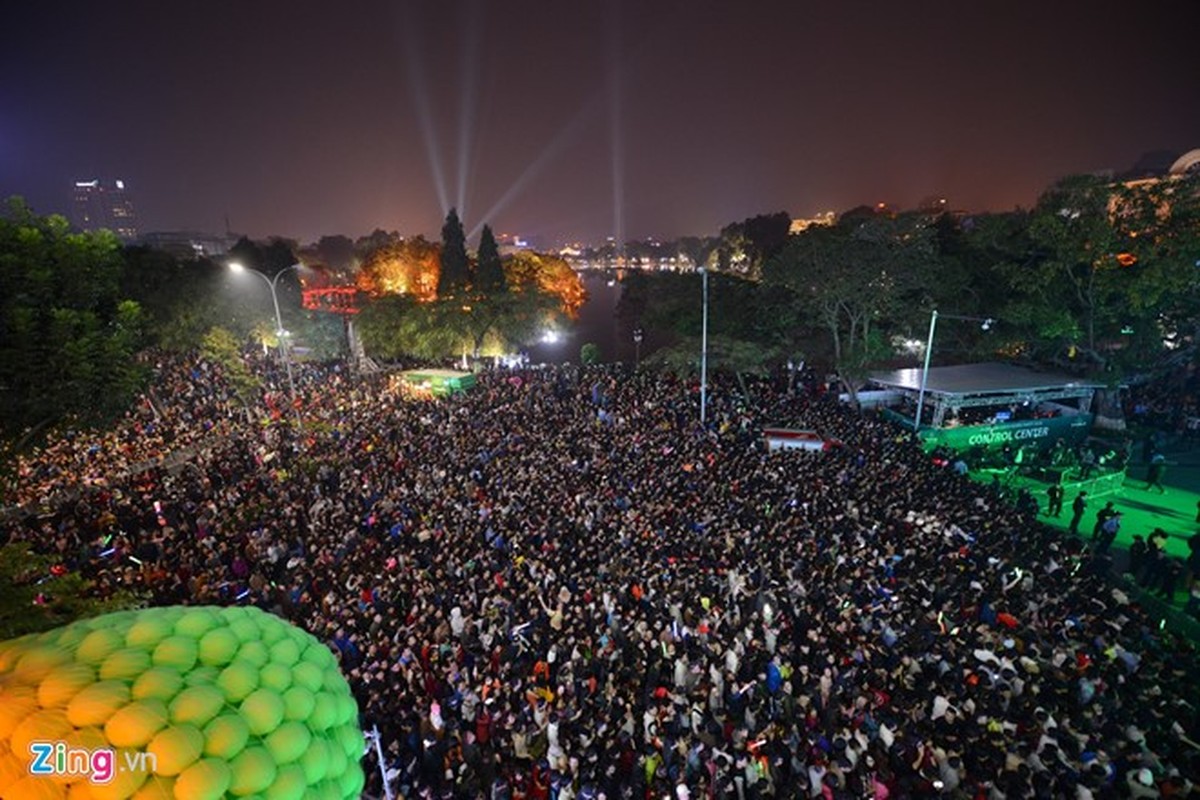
[
  {"xmin": 173, "ymin": 757, "xmax": 232, "ymax": 800},
  {"xmin": 66, "ymin": 681, "xmax": 130, "ymax": 728},
  {"xmin": 146, "ymin": 723, "xmax": 204, "ymax": 777},
  {"xmin": 99, "ymin": 648, "xmax": 151, "ymax": 682},
  {"xmin": 11, "ymin": 707, "xmax": 73, "ymax": 755},
  {"xmin": 131, "ymin": 668, "xmax": 184, "ymax": 704},
  {"xmin": 75, "ymin": 629, "xmax": 125, "ymax": 666},
  {"xmin": 14, "ymin": 644, "xmax": 72, "ymax": 684},
  {"xmin": 201, "ymin": 713, "xmax": 250, "ymax": 761},
  {"xmin": 150, "ymin": 636, "xmax": 198, "ymax": 672},
  {"xmin": 104, "ymin": 698, "xmax": 168, "ymax": 749}
]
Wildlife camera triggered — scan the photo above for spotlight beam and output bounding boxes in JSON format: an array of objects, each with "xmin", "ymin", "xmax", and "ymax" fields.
[
  {"xmin": 456, "ymin": 0, "xmax": 484, "ymax": 224},
  {"xmin": 401, "ymin": 5, "xmax": 450, "ymax": 215},
  {"xmin": 467, "ymin": 92, "xmax": 605, "ymax": 241},
  {"xmin": 609, "ymin": 5, "xmax": 625, "ymax": 264}
]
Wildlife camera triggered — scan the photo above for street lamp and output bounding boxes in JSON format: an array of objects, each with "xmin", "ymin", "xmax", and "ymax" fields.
[
  {"xmin": 228, "ymin": 261, "xmax": 304, "ymax": 424},
  {"xmin": 633, "ymin": 328, "xmax": 643, "ymax": 369},
  {"xmin": 699, "ymin": 266, "xmax": 709, "ymax": 426},
  {"xmin": 913, "ymin": 310, "xmax": 995, "ymax": 432},
  {"xmin": 364, "ymin": 725, "xmax": 394, "ymax": 800}
]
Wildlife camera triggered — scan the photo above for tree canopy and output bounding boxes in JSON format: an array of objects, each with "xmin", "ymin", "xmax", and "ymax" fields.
[
  {"xmin": 0, "ymin": 199, "xmax": 147, "ymax": 448},
  {"xmin": 437, "ymin": 208, "xmax": 470, "ymax": 297}
]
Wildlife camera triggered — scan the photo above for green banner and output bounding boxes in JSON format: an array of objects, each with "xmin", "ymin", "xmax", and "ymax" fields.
[{"xmin": 920, "ymin": 415, "xmax": 1092, "ymax": 451}]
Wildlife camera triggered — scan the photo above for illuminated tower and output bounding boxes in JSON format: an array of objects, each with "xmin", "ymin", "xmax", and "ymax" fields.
[{"xmin": 71, "ymin": 178, "xmax": 138, "ymax": 241}]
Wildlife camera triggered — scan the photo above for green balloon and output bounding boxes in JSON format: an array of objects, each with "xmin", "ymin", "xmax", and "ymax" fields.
[
  {"xmin": 340, "ymin": 765, "xmax": 365, "ymax": 798},
  {"xmin": 240, "ymin": 688, "xmax": 285, "ymax": 736},
  {"xmin": 281, "ymin": 686, "xmax": 315, "ymax": 722},
  {"xmin": 290, "ymin": 661, "xmax": 324, "ymax": 693},
  {"xmin": 325, "ymin": 739, "xmax": 348, "ymax": 780},
  {"xmin": 298, "ymin": 737, "xmax": 330, "ymax": 784},
  {"xmin": 229, "ymin": 745, "xmax": 278, "ymax": 796},
  {"xmin": 174, "ymin": 608, "xmax": 220, "ymax": 639},
  {"xmin": 257, "ymin": 620, "xmax": 286, "ymax": 646},
  {"xmin": 132, "ymin": 666, "xmax": 186, "ymax": 703},
  {"xmin": 308, "ymin": 692, "xmax": 338, "ymax": 731},
  {"xmin": 184, "ymin": 664, "xmax": 221, "ymax": 687},
  {"xmin": 217, "ymin": 661, "xmax": 260, "ymax": 703},
  {"xmin": 197, "ymin": 627, "xmax": 240, "ymax": 667},
  {"xmin": 170, "ymin": 684, "xmax": 225, "ymax": 727},
  {"xmin": 99, "ymin": 646, "xmax": 152, "ymax": 681},
  {"xmin": 230, "ymin": 618, "xmax": 262, "ymax": 644},
  {"xmin": 238, "ymin": 640, "xmax": 271, "ymax": 669},
  {"xmin": 268, "ymin": 638, "xmax": 301, "ymax": 667},
  {"xmin": 125, "ymin": 615, "xmax": 174, "ymax": 648},
  {"xmin": 1, "ymin": 605, "xmax": 364, "ymax": 800},
  {"xmin": 153, "ymin": 635, "xmax": 199, "ymax": 672},
  {"xmin": 265, "ymin": 720, "xmax": 312, "ymax": 766},
  {"xmin": 202, "ymin": 712, "xmax": 250, "ymax": 761},
  {"xmin": 260, "ymin": 662, "xmax": 293, "ymax": 693},
  {"xmin": 301, "ymin": 643, "xmax": 335, "ymax": 668},
  {"xmin": 263, "ymin": 763, "xmax": 308, "ymax": 800}
]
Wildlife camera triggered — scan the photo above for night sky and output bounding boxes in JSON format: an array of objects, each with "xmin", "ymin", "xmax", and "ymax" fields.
[{"xmin": 3, "ymin": 1, "xmax": 1198, "ymax": 245}]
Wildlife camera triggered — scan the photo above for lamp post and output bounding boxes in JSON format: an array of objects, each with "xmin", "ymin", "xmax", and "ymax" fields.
[
  {"xmin": 699, "ymin": 266, "xmax": 709, "ymax": 426},
  {"xmin": 633, "ymin": 327, "xmax": 643, "ymax": 370},
  {"xmin": 229, "ymin": 261, "xmax": 303, "ymax": 425},
  {"xmin": 913, "ymin": 310, "xmax": 939, "ymax": 432},
  {"xmin": 914, "ymin": 310, "xmax": 994, "ymax": 432},
  {"xmin": 364, "ymin": 725, "xmax": 394, "ymax": 800}
]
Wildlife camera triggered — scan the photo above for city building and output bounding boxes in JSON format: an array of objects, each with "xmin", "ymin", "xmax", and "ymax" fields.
[
  {"xmin": 71, "ymin": 179, "xmax": 138, "ymax": 241},
  {"xmin": 788, "ymin": 211, "xmax": 836, "ymax": 234},
  {"xmin": 138, "ymin": 230, "xmax": 237, "ymax": 259}
]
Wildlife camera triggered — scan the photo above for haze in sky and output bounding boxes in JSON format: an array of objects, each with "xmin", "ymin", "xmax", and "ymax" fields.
[{"xmin": 2, "ymin": 0, "xmax": 1197, "ymax": 244}]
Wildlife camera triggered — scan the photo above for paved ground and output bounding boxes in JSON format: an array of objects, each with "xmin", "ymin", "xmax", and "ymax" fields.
[
  {"xmin": 970, "ymin": 433, "xmax": 1199, "ymax": 629},
  {"xmin": 1037, "ymin": 435, "xmax": 1199, "ymax": 559}
]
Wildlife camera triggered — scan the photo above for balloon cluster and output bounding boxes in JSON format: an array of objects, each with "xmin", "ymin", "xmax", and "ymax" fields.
[{"xmin": 0, "ymin": 606, "xmax": 363, "ymax": 799}]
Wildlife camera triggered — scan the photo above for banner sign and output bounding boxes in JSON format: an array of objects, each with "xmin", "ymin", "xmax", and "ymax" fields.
[
  {"xmin": 920, "ymin": 414, "xmax": 1092, "ymax": 451},
  {"xmin": 763, "ymin": 428, "xmax": 827, "ymax": 452}
]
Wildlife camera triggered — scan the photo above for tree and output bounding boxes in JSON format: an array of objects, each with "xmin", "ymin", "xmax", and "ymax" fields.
[
  {"xmin": 992, "ymin": 173, "xmax": 1200, "ymax": 375},
  {"xmin": 314, "ymin": 234, "xmax": 357, "ymax": 277},
  {"xmin": 502, "ymin": 251, "xmax": 587, "ymax": 317},
  {"xmin": 0, "ymin": 542, "xmax": 137, "ymax": 639},
  {"xmin": 677, "ymin": 236, "xmax": 721, "ymax": 271},
  {"xmin": 0, "ymin": 199, "xmax": 148, "ymax": 450},
  {"xmin": 580, "ymin": 342, "xmax": 601, "ymax": 365},
  {"xmin": 356, "ymin": 236, "xmax": 441, "ymax": 301},
  {"xmin": 200, "ymin": 327, "xmax": 260, "ymax": 403},
  {"xmin": 438, "ymin": 208, "xmax": 471, "ymax": 297},
  {"xmin": 763, "ymin": 213, "xmax": 935, "ymax": 402},
  {"xmin": 719, "ymin": 212, "xmax": 792, "ymax": 276},
  {"xmin": 475, "ymin": 225, "xmax": 507, "ymax": 295}
]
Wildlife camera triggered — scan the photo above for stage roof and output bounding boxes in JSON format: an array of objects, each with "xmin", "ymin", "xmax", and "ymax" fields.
[{"xmin": 869, "ymin": 363, "xmax": 1103, "ymax": 397}]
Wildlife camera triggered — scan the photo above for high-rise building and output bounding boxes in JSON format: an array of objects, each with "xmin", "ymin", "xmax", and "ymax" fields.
[{"xmin": 71, "ymin": 179, "xmax": 138, "ymax": 241}]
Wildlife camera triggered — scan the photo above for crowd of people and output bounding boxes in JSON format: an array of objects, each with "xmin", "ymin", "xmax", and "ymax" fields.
[{"xmin": 3, "ymin": 352, "xmax": 1199, "ymax": 800}]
